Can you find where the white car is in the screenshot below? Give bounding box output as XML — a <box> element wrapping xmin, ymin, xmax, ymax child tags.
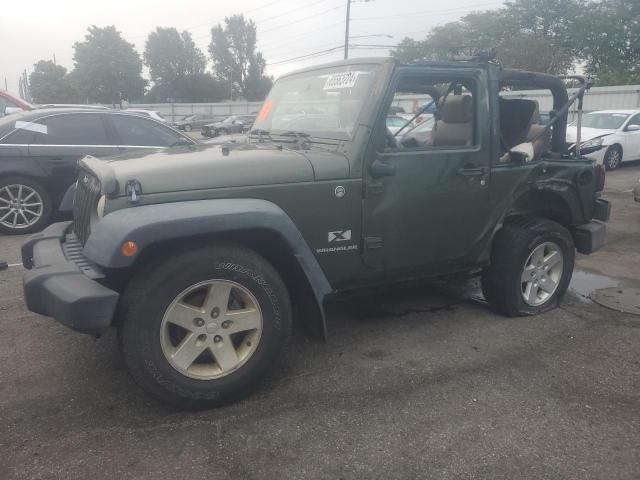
<box><xmin>124</xmin><ymin>109</ymin><xmax>167</xmax><ymax>123</ymax></box>
<box><xmin>566</xmin><ymin>109</ymin><xmax>640</xmax><ymax>170</ymax></box>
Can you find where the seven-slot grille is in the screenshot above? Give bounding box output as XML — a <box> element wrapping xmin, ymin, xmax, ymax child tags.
<box><xmin>72</xmin><ymin>170</ymin><xmax>101</xmax><ymax>245</ymax></box>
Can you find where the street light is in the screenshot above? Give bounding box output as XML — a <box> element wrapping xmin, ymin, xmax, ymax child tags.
<box><xmin>344</xmin><ymin>0</ymin><xmax>374</xmax><ymax>60</ymax></box>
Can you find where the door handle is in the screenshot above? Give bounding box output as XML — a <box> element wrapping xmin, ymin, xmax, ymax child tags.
<box><xmin>457</xmin><ymin>166</ymin><xmax>487</xmax><ymax>177</ymax></box>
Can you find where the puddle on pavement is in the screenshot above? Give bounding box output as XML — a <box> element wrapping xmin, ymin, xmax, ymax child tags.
<box><xmin>569</xmin><ymin>270</ymin><xmax>620</xmax><ymax>302</ymax></box>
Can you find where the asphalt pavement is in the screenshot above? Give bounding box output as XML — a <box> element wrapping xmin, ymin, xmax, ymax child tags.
<box><xmin>1</xmin><ymin>165</ymin><xmax>639</xmax><ymax>480</ymax></box>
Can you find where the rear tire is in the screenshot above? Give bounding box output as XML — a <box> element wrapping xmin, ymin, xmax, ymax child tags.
<box><xmin>118</xmin><ymin>244</ymin><xmax>292</xmax><ymax>410</ymax></box>
<box><xmin>482</xmin><ymin>218</ymin><xmax>574</xmax><ymax>316</ymax></box>
<box><xmin>603</xmin><ymin>145</ymin><xmax>622</xmax><ymax>170</ymax></box>
<box><xmin>0</xmin><ymin>176</ymin><xmax>52</xmax><ymax>235</ymax></box>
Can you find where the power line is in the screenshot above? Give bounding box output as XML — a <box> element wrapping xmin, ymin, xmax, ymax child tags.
<box><xmin>260</xmin><ymin>20</ymin><xmax>345</xmax><ymax>49</ymax></box>
<box><xmin>259</xmin><ymin>4</ymin><xmax>344</xmax><ymax>36</ymax></box>
<box><xmin>256</xmin><ymin>0</ymin><xmax>334</xmax><ymax>26</ymax></box>
<box><xmin>352</xmin><ymin>1</ymin><xmax>503</xmax><ymax>20</ymax></box>
<box><xmin>266</xmin><ymin>45</ymin><xmax>344</xmax><ymax>66</ymax></box>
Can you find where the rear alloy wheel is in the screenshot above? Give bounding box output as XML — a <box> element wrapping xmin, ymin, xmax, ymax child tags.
<box><xmin>118</xmin><ymin>244</ymin><xmax>292</xmax><ymax>409</ymax></box>
<box><xmin>184</xmin><ymin>124</ymin><xmax>193</xmax><ymax>132</ymax></box>
<box><xmin>0</xmin><ymin>177</ymin><xmax>52</xmax><ymax>235</ymax></box>
<box><xmin>603</xmin><ymin>145</ymin><xmax>622</xmax><ymax>170</ymax></box>
<box><xmin>482</xmin><ymin>218</ymin><xmax>574</xmax><ymax>316</ymax></box>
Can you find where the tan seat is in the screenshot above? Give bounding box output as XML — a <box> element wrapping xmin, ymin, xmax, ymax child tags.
<box><xmin>430</xmin><ymin>95</ymin><xmax>473</xmax><ymax>147</ymax></box>
<box><xmin>526</xmin><ymin>124</ymin><xmax>552</xmax><ymax>161</ymax></box>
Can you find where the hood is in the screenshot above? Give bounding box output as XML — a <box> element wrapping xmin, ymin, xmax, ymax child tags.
<box><xmin>96</xmin><ymin>143</ymin><xmax>348</xmax><ymax>196</ymax></box>
<box><xmin>566</xmin><ymin>126</ymin><xmax>616</xmax><ymax>143</ymax></box>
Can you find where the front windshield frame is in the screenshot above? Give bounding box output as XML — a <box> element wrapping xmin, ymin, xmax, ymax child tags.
<box><xmin>252</xmin><ymin>64</ymin><xmax>380</xmax><ymax>141</ymax></box>
<box><xmin>579</xmin><ymin>112</ymin><xmax>630</xmax><ymax>130</ymax></box>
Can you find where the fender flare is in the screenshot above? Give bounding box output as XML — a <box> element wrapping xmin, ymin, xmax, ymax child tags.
<box><xmin>84</xmin><ymin>198</ymin><xmax>333</xmax><ymax>336</ymax></box>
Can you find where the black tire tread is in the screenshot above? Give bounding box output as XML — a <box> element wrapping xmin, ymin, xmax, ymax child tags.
<box><xmin>482</xmin><ymin>217</ymin><xmax>574</xmax><ymax>316</ymax></box>
<box><xmin>117</xmin><ymin>243</ymin><xmax>292</xmax><ymax>410</ymax></box>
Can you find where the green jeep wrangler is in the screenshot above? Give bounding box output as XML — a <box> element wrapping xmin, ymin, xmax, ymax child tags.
<box><xmin>22</xmin><ymin>57</ymin><xmax>610</xmax><ymax>409</ymax></box>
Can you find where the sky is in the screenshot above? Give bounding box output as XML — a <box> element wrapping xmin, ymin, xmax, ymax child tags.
<box><xmin>0</xmin><ymin>0</ymin><xmax>506</xmax><ymax>97</ymax></box>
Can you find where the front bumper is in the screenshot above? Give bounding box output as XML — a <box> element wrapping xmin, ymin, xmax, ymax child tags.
<box><xmin>22</xmin><ymin>222</ymin><xmax>119</xmax><ymax>334</ymax></box>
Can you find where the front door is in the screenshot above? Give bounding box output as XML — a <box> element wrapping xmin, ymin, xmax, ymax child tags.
<box><xmin>362</xmin><ymin>68</ymin><xmax>493</xmax><ymax>277</ymax></box>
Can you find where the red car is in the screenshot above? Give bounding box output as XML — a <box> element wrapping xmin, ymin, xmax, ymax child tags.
<box><xmin>0</xmin><ymin>91</ymin><xmax>32</xmax><ymax>117</ymax></box>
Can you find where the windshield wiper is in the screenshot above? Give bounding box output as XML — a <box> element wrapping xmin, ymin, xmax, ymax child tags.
<box><xmin>249</xmin><ymin>129</ymin><xmax>273</xmax><ymax>141</ymax></box>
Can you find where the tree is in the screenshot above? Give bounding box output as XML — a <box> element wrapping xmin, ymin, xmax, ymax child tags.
<box><xmin>209</xmin><ymin>15</ymin><xmax>272</xmax><ymax>101</ymax></box>
<box><xmin>574</xmin><ymin>0</ymin><xmax>640</xmax><ymax>85</ymax></box>
<box><xmin>71</xmin><ymin>26</ymin><xmax>147</xmax><ymax>104</ymax></box>
<box><xmin>144</xmin><ymin>28</ymin><xmax>222</xmax><ymax>101</ymax></box>
<box><xmin>29</xmin><ymin>60</ymin><xmax>79</xmax><ymax>104</ymax></box>
<box><xmin>392</xmin><ymin>1</ymin><xmax>578</xmax><ymax>75</ymax></box>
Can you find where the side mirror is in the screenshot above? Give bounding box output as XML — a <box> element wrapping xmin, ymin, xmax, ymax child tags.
<box><xmin>509</xmin><ymin>142</ymin><xmax>535</xmax><ymax>164</ymax></box>
<box><xmin>626</xmin><ymin>124</ymin><xmax>640</xmax><ymax>132</ymax></box>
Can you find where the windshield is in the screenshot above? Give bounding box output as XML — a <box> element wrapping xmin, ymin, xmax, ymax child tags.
<box><xmin>252</xmin><ymin>64</ymin><xmax>379</xmax><ymax>140</ymax></box>
<box><xmin>181</xmin><ymin>115</ymin><xmax>196</xmax><ymax>121</ymax></box>
<box><xmin>580</xmin><ymin>112</ymin><xmax>629</xmax><ymax>130</ymax></box>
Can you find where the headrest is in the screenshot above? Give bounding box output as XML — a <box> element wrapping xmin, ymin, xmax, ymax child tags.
<box><xmin>439</xmin><ymin>95</ymin><xmax>473</xmax><ymax>123</ymax></box>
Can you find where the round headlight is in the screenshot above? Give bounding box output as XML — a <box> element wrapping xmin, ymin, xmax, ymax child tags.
<box><xmin>96</xmin><ymin>195</ymin><xmax>107</xmax><ymax>218</ymax></box>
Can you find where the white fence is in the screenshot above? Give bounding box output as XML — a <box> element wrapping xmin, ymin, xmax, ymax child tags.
<box><xmin>394</xmin><ymin>85</ymin><xmax>640</xmax><ymax>122</ymax></box>
<box><xmin>127</xmin><ymin>102</ymin><xmax>263</xmax><ymax>123</ymax></box>
<box><xmin>130</xmin><ymin>85</ymin><xmax>640</xmax><ymax>123</ymax></box>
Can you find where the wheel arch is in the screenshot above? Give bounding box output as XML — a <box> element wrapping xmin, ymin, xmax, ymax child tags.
<box><xmin>85</xmin><ymin>199</ymin><xmax>332</xmax><ymax>339</ymax></box>
<box><xmin>504</xmin><ymin>188</ymin><xmax>578</xmax><ymax>229</ymax></box>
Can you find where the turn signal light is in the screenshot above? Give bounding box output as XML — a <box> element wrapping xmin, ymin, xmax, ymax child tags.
<box><xmin>121</xmin><ymin>241</ymin><xmax>138</xmax><ymax>257</ymax></box>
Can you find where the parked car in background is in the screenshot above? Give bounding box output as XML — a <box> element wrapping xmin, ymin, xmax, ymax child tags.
<box><xmin>201</xmin><ymin>114</ymin><xmax>256</xmax><ymax>138</ymax></box>
<box><xmin>566</xmin><ymin>109</ymin><xmax>640</xmax><ymax>170</ymax></box>
<box><xmin>34</xmin><ymin>104</ymin><xmax>109</xmax><ymax>110</ymax></box>
<box><xmin>123</xmin><ymin>109</ymin><xmax>167</xmax><ymax>123</ymax></box>
<box><xmin>0</xmin><ymin>92</ymin><xmax>32</xmax><ymax>117</ymax></box>
<box><xmin>173</xmin><ymin>114</ymin><xmax>224</xmax><ymax>132</ymax></box>
<box><xmin>385</xmin><ymin>115</ymin><xmax>409</xmax><ymax>135</ymax></box>
<box><xmin>0</xmin><ymin>108</ymin><xmax>195</xmax><ymax>234</ymax></box>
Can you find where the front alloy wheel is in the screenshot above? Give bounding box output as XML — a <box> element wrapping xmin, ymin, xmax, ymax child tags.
<box><xmin>0</xmin><ymin>177</ymin><xmax>52</xmax><ymax>234</ymax></box>
<box><xmin>603</xmin><ymin>146</ymin><xmax>622</xmax><ymax>170</ymax></box>
<box><xmin>118</xmin><ymin>244</ymin><xmax>292</xmax><ymax>409</ymax></box>
<box><xmin>160</xmin><ymin>280</ymin><xmax>263</xmax><ymax>379</ymax></box>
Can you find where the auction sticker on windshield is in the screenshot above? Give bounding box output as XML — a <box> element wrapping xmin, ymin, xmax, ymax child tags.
<box><xmin>324</xmin><ymin>71</ymin><xmax>360</xmax><ymax>90</ymax></box>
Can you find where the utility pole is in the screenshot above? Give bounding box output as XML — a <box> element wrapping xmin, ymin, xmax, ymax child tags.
<box><xmin>344</xmin><ymin>0</ymin><xmax>351</xmax><ymax>60</ymax></box>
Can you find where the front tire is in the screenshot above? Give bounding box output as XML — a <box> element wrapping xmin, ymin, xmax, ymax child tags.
<box><xmin>0</xmin><ymin>176</ymin><xmax>52</xmax><ymax>235</ymax></box>
<box><xmin>118</xmin><ymin>244</ymin><xmax>292</xmax><ymax>409</ymax></box>
<box><xmin>184</xmin><ymin>124</ymin><xmax>193</xmax><ymax>132</ymax></box>
<box><xmin>482</xmin><ymin>218</ymin><xmax>574</xmax><ymax>316</ymax></box>
<box><xmin>603</xmin><ymin>145</ymin><xmax>622</xmax><ymax>170</ymax></box>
